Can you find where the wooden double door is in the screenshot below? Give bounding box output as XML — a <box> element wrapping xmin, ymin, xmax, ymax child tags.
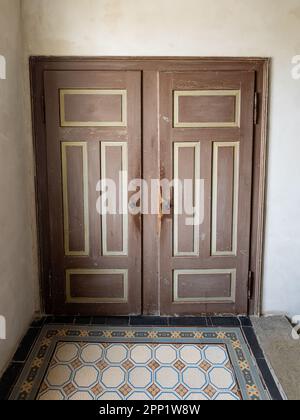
<box><xmin>38</xmin><ymin>60</ymin><xmax>257</xmax><ymax>316</ymax></box>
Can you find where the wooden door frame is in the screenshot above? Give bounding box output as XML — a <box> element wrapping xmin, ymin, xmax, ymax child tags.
<box><xmin>30</xmin><ymin>56</ymin><xmax>270</xmax><ymax>316</ymax></box>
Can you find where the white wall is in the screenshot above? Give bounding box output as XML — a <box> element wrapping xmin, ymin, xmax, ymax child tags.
<box><xmin>0</xmin><ymin>0</ymin><xmax>37</xmax><ymax>374</ymax></box>
<box><xmin>21</xmin><ymin>0</ymin><xmax>300</xmax><ymax>317</ymax></box>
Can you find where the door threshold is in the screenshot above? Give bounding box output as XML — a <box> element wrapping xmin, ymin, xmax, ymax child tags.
<box><xmin>31</xmin><ymin>315</ymin><xmax>251</xmax><ymax>328</ymax></box>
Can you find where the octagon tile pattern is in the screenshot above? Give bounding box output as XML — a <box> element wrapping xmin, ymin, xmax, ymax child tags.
<box><xmin>9</xmin><ymin>326</ymin><xmax>271</xmax><ymax>400</ymax></box>
<box><xmin>36</xmin><ymin>342</ymin><xmax>242</xmax><ymax>400</ymax></box>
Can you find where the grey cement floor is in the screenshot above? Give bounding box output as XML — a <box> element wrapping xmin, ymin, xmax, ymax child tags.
<box><xmin>252</xmin><ymin>316</ymin><xmax>300</xmax><ymax>400</ymax></box>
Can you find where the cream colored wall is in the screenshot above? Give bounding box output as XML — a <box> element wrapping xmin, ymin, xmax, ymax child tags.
<box><xmin>20</xmin><ymin>0</ymin><xmax>300</xmax><ymax>317</ymax></box>
<box><xmin>0</xmin><ymin>0</ymin><xmax>37</xmax><ymax>374</ymax></box>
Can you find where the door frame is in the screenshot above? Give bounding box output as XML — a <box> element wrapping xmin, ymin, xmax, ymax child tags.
<box><xmin>30</xmin><ymin>56</ymin><xmax>270</xmax><ymax>316</ymax></box>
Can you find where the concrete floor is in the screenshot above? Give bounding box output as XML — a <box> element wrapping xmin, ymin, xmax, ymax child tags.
<box><xmin>252</xmin><ymin>316</ymin><xmax>300</xmax><ymax>400</ymax></box>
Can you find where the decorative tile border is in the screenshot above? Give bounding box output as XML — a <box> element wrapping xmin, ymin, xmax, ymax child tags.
<box><xmin>9</xmin><ymin>326</ymin><xmax>270</xmax><ymax>400</ymax></box>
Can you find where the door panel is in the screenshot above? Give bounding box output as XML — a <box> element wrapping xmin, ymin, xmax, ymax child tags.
<box><xmin>44</xmin><ymin>70</ymin><xmax>142</xmax><ymax>315</ymax></box>
<box><xmin>212</xmin><ymin>142</ymin><xmax>239</xmax><ymax>256</ymax></box>
<box><xmin>159</xmin><ymin>71</ymin><xmax>255</xmax><ymax>315</ymax></box>
<box><xmin>101</xmin><ymin>142</ymin><xmax>128</xmax><ymax>256</ymax></box>
<box><xmin>61</xmin><ymin>142</ymin><xmax>89</xmax><ymax>256</ymax></box>
<box><xmin>173</xmin><ymin>142</ymin><xmax>201</xmax><ymax>257</ymax></box>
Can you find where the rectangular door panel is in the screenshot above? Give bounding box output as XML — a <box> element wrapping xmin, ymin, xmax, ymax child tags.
<box><xmin>66</xmin><ymin>269</ymin><xmax>128</xmax><ymax>304</ymax></box>
<box><xmin>44</xmin><ymin>70</ymin><xmax>142</xmax><ymax>315</ymax></box>
<box><xmin>174</xmin><ymin>142</ymin><xmax>201</xmax><ymax>257</ymax></box>
<box><xmin>160</xmin><ymin>71</ymin><xmax>255</xmax><ymax>315</ymax></box>
<box><xmin>61</xmin><ymin>142</ymin><xmax>89</xmax><ymax>256</ymax></box>
<box><xmin>212</xmin><ymin>142</ymin><xmax>240</xmax><ymax>256</ymax></box>
<box><xmin>173</xmin><ymin>269</ymin><xmax>236</xmax><ymax>304</ymax></box>
<box><xmin>101</xmin><ymin>142</ymin><xmax>128</xmax><ymax>256</ymax></box>
<box><xmin>174</xmin><ymin>90</ymin><xmax>241</xmax><ymax>128</ymax></box>
<box><xmin>60</xmin><ymin>89</ymin><xmax>127</xmax><ymax>127</ymax></box>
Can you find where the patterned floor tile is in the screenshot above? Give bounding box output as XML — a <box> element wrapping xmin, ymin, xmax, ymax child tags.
<box><xmin>34</xmin><ymin>342</ymin><xmax>242</xmax><ymax>400</ymax></box>
<box><xmin>9</xmin><ymin>326</ymin><xmax>271</xmax><ymax>400</ymax></box>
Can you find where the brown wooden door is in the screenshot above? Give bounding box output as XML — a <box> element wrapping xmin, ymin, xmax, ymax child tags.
<box><xmin>38</xmin><ymin>61</ymin><xmax>259</xmax><ymax>316</ymax></box>
<box><xmin>44</xmin><ymin>70</ymin><xmax>142</xmax><ymax>315</ymax></box>
<box><xmin>159</xmin><ymin>71</ymin><xmax>255</xmax><ymax>315</ymax></box>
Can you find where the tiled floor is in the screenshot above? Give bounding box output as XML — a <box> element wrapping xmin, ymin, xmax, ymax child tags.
<box><xmin>0</xmin><ymin>316</ymin><xmax>283</xmax><ymax>401</ymax></box>
<box><xmin>37</xmin><ymin>342</ymin><xmax>241</xmax><ymax>400</ymax></box>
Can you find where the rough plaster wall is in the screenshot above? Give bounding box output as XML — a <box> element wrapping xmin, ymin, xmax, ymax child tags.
<box><xmin>21</xmin><ymin>0</ymin><xmax>300</xmax><ymax>317</ymax></box>
<box><xmin>0</xmin><ymin>0</ymin><xmax>37</xmax><ymax>374</ymax></box>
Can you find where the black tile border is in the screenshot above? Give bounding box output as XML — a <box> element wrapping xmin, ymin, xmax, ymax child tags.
<box><xmin>0</xmin><ymin>363</ymin><xmax>24</xmax><ymax>401</ymax></box>
<box><xmin>1</xmin><ymin>315</ymin><xmax>284</xmax><ymax>400</ymax></box>
<box><xmin>30</xmin><ymin>317</ymin><xmax>46</xmax><ymax>328</ymax></box>
<box><xmin>169</xmin><ymin>317</ymin><xmax>208</xmax><ymax>326</ymax></box>
<box><xmin>74</xmin><ymin>316</ymin><xmax>92</xmax><ymax>325</ymax></box>
<box><xmin>105</xmin><ymin>316</ymin><xmax>130</xmax><ymax>326</ymax></box>
<box><xmin>91</xmin><ymin>316</ymin><xmax>106</xmax><ymax>325</ymax></box>
<box><xmin>239</xmin><ymin>316</ymin><xmax>253</xmax><ymax>327</ymax></box>
<box><xmin>209</xmin><ymin>316</ymin><xmax>241</xmax><ymax>327</ymax></box>
<box><xmin>44</xmin><ymin>316</ymin><xmax>75</xmax><ymax>325</ymax></box>
<box><xmin>28</xmin><ymin>315</ymin><xmax>254</xmax><ymax>328</ymax></box>
<box><xmin>130</xmin><ymin>316</ymin><xmax>169</xmax><ymax>326</ymax></box>
<box><xmin>242</xmin><ymin>326</ymin><xmax>265</xmax><ymax>359</ymax></box>
<box><xmin>241</xmin><ymin>326</ymin><xmax>284</xmax><ymax>401</ymax></box>
<box><xmin>12</xmin><ymin>328</ymin><xmax>40</xmax><ymax>363</ymax></box>
<box><xmin>255</xmin><ymin>358</ymin><xmax>283</xmax><ymax>401</ymax></box>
